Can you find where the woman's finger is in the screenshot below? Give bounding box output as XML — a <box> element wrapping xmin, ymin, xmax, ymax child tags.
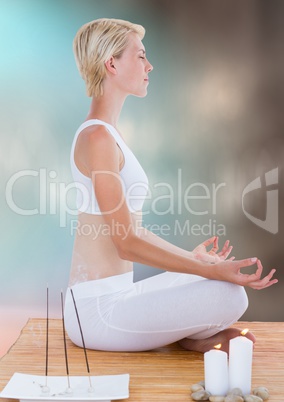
<box><xmin>253</xmin><ymin>279</ymin><xmax>278</xmax><ymax>290</ymax></box>
<box><xmin>213</xmin><ymin>236</ymin><xmax>219</xmax><ymax>250</ymax></box>
<box><xmin>208</xmin><ymin>236</ymin><xmax>219</xmax><ymax>254</ymax></box>
<box><xmin>219</xmin><ymin>245</ymin><xmax>233</xmax><ymax>260</ymax></box>
<box><xmin>217</xmin><ymin>240</ymin><xmax>230</xmax><ymax>257</ymax></box>
<box><xmin>201</xmin><ymin>236</ymin><xmax>216</xmax><ymax>248</ymax></box>
<box><xmin>237</xmin><ymin>257</ymin><xmax>258</xmax><ymax>269</ymax></box>
<box><xmin>248</xmin><ymin>270</ymin><xmax>278</xmax><ymax>290</ymax></box>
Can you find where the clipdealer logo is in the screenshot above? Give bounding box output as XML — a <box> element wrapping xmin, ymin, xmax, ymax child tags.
<box><xmin>242</xmin><ymin>168</ymin><xmax>279</xmax><ymax>234</ymax></box>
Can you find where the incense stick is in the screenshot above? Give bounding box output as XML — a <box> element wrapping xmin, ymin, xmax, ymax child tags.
<box><xmin>61</xmin><ymin>291</ymin><xmax>71</xmax><ymax>392</ymax></box>
<box><xmin>45</xmin><ymin>285</ymin><xmax>49</xmax><ymax>378</ymax></box>
<box><xmin>70</xmin><ymin>288</ymin><xmax>94</xmax><ymax>391</ymax></box>
<box><xmin>42</xmin><ymin>285</ymin><xmax>50</xmax><ymax>393</ymax></box>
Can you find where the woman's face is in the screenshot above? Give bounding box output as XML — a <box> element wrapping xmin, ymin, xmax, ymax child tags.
<box><xmin>113</xmin><ymin>32</ymin><xmax>153</xmax><ymax>97</ymax></box>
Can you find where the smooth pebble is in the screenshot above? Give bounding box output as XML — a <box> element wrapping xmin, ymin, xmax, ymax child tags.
<box><xmin>209</xmin><ymin>396</ymin><xmax>225</xmax><ymax>402</ymax></box>
<box><xmin>244</xmin><ymin>396</ymin><xmax>263</xmax><ymax>402</ymax></box>
<box><xmin>191</xmin><ymin>389</ymin><xmax>211</xmax><ymax>401</ymax></box>
<box><xmin>224</xmin><ymin>396</ymin><xmax>244</xmax><ymax>402</ymax></box>
<box><xmin>253</xmin><ymin>387</ymin><xmax>269</xmax><ymax>401</ymax></box>
<box><xmin>191</xmin><ymin>383</ymin><xmax>205</xmax><ymax>392</ymax></box>
<box><xmin>198</xmin><ymin>380</ymin><xmax>206</xmax><ymax>388</ymax></box>
<box><xmin>228</xmin><ymin>388</ymin><xmax>243</xmax><ymax>397</ymax></box>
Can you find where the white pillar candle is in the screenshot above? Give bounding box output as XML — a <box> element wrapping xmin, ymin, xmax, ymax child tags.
<box><xmin>229</xmin><ymin>333</ymin><xmax>253</xmax><ymax>395</ymax></box>
<box><xmin>204</xmin><ymin>346</ymin><xmax>229</xmax><ymax>396</ymax></box>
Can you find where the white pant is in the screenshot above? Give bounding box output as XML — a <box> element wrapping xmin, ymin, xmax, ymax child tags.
<box><xmin>64</xmin><ymin>271</ymin><xmax>248</xmax><ymax>352</ymax></box>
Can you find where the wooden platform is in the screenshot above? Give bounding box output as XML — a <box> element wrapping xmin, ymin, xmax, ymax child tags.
<box><xmin>0</xmin><ymin>319</ymin><xmax>283</xmax><ymax>401</ymax></box>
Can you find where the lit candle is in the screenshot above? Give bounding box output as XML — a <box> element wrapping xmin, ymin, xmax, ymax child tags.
<box><xmin>229</xmin><ymin>329</ymin><xmax>253</xmax><ymax>395</ymax></box>
<box><xmin>204</xmin><ymin>344</ymin><xmax>229</xmax><ymax>396</ymax></box>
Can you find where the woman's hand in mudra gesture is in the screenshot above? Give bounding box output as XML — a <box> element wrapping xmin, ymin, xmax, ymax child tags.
<box><xmin>212</xmin><ymin>258</ymin><xmax>278</xmax><ymax>290</ymax></box>
<box><xmin>193</xmin><ymin>237</ymin><xmax>278</xmax><ymax>289</ymax></box>
<box><xmin>193</xmin><ymin>236</ymin><xmax>234</xmax><ymax>263</ymax></box>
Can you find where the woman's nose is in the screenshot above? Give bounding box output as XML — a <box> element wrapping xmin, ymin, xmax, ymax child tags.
<box><xmin>147</xmin><ymin>62</ymin><xmax>153</xmax><ymax>72</ymax></box>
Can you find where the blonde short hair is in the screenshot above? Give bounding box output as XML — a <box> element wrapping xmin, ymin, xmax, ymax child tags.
<box><xmin>73</xmin><ymin>18</ymin><xmax>145</xmax><ymax>97</ymax></box>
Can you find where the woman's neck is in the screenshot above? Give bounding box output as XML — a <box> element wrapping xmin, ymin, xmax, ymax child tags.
<box><xmin>87</xmin><ymin>86</ymin><xmax>127</xmax><ymax>128</ymax></box>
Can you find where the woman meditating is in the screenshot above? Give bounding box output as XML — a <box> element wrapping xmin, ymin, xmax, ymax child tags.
<box><xmin>64</xmin><ymin>18</ymin><xmax>277</xmax><ymax>353</ymax></box>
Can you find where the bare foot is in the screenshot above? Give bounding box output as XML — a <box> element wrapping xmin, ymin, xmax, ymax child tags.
<box><xmin>178</xmin><ymin>328</ymin><xmax>256</xmax><ymax>354</ymax></box>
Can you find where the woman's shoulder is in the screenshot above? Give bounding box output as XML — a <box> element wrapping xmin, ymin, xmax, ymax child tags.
<box><xmin>78</xmin><ymin>123</ymin><xmax>116</xmax><ymax>148</ymax></box>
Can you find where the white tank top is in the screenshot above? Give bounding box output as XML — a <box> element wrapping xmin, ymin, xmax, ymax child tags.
<box><xmin>70</xmin><ymin>119</ymin><xmax>149</xmax><ymax>215</ymax></box>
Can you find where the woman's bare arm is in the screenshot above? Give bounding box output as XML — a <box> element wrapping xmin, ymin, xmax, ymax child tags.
<box><xmin>80</xmin><ymin>125</ymin><xmax>278</xmax><ymax>290</ymax></box>
<box><xmin>137</xmin><ymin>229</ymin><xmax>233</xmax><ymax>263</ymax></box>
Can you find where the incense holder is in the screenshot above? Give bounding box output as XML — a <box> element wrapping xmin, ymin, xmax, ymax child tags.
<box><xmin>0</xmin><ymin>372</ymin><xmax>130</xmax><ymax>402</ymax></box>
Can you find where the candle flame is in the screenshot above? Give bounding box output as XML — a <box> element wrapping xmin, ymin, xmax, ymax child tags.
<box><xmin>214</xmin><ymin>344</ymin><xmax>222</xmax><ymax>350</ymax></box>
<box><xmin>241</xmin><ymin>328</ymin><xmax>249</xmax><ymax>336</ymax></box>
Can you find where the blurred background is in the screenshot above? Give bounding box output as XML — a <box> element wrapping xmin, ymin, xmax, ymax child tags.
<box><xmin>0</xmin><ymin>0</ymin><xmax>283</xmax><ymax>357</ymax></box>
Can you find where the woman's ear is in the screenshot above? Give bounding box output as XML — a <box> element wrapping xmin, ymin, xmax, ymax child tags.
<box><xmin>105</xmin><ymin>57</ymin><xmax>117</xmax><ymax>75</ymax></box>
